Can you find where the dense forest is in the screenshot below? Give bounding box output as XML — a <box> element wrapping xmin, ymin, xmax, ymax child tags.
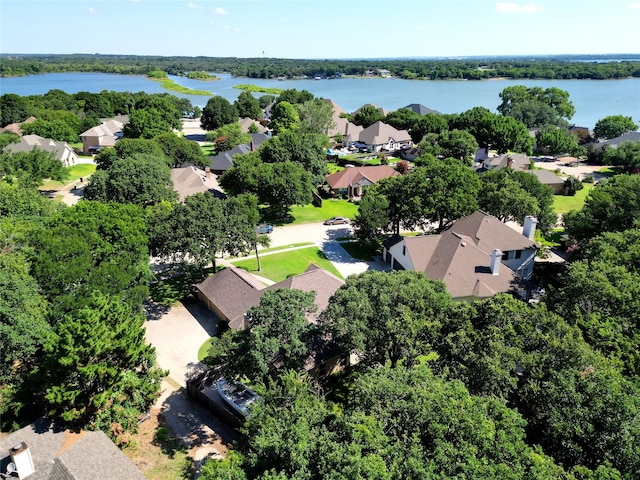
<box><xmin>2</xmin><ymin>53</ymin><xmax>640</xmax><ymax>80</ymax></box>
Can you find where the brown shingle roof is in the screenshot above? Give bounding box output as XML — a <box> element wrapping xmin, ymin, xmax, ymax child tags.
<box><xmin>170</xmin><ymin>166</ymin><xmax>224</xmax><ymax>201</ymax></box>
<box><xmin>325</xmin><ymin>165</ymin><xmax>399</xmax><ymax>190</ymax></box>
<box><xmin>358</xmin><ymin>121</ymin><xmax>411</xmax><ymax>146</ymax></box>
<box><xmin>195</xmin><ymin>266</ymin><xmax>266</xmax><ymax>329</ymax></box>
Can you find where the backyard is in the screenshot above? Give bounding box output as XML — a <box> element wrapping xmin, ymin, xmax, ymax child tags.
<box><xmin>553</xmin><ymin>183</ymin><xmax>594</xmax><ymax>214</ymax></box>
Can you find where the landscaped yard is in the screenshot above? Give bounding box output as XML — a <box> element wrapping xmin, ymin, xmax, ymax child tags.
<box><xmin>553</xmin><ymin>184</ymin><xmax>594</xmax><ymax>214</ymax></box>
<box><xmin>230</xmin><ymin>246</ymin><xmax>343</xmax><ymax>282</ymax></box>
<box><xmin>289</xmin><ymin>199</ymin><xmax>359</xmax><ymax>225</ymax></box>
<box><xmin>40</xmin><ymin>163</ymin><xmax>97</xmax><ymax>189</ymax></box>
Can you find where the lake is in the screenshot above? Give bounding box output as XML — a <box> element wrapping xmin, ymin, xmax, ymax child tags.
<box><xmin>1</xmin><ymin>72</ymin><xmax>638</xmax><ymax>129</ymax></box>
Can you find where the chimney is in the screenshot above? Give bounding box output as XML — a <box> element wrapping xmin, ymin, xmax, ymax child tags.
<box><xmin>10</xmin><ymin>442</ymin><xmax>36</xmax><ymax>479</ymax></box>
<box><xmin>490</xmin><ymin>249</ymin><xmax>502</xmax><ymax>276</ymax></box>
<box><xmin>250</xmin><ymin>141</ymin><xmax>255</xmax><ymax>152</ymax></box>
<box><xmin>523</xmin><ymin>216</ymin><xmax>538</xmax><ymax>240</ymax></box>
<box><xmin>506</xmin><ymin>156</ymin><xmax>513</xmax><ymax>169</ymax></box>
<box><xmin>205</xmin><ymin>166</ymin><xmax>211</xmax><ymax>178</ymax></box>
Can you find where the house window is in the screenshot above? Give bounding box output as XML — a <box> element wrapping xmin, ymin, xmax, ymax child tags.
<box><xmin>502</xmin><ymin>251</ymin><xmax>509</xmax><ymax>261</ymax></box>
<box><xmin>402</xmin><ymin>245</ymin><xmax>406</xmax><ymax>256</ymax></box>
<box><xmin>515</xmin><ymin>250</ymin><xmax>522</xmax><ymax>259</ymax></box>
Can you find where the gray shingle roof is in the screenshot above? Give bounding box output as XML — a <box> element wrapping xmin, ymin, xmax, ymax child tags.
<box><xmin>0</xmin><ymin>419</ymin><xmax>145</xmax><ymax>480</ymax></box>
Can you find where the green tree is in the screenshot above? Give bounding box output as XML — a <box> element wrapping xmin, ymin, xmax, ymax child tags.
<box><xmin>206</xmin><ymin>122</ymin><xmax>250</xmax><ymax>151</ymax></box>
<box><xmin>207</xmin><ymin>289</ymin><xmax>316</xmax><ymax>384</ymax></box>
<box><xmin>21</xmin><ymin>118</ymin><xmax>78</xmax><ymax>143</ymax></box>
<box><xmin>122</xmin><ymin>108</ymin><xmax>172</xmax><ymax>139</ymax></box>
<box><xmin>84</xmin><ymin>154</ymin><xmax>177</xmax><ymax>206</ymax></box>
<box><xmin>294</xmin><ymin>98</ymin><xmax>336</xmax><ymax>135</ymax></box>
<box><xmin>384</xmin><ymin>107</ymin><xmax>420</xmax><ymax>131</ymax></box>
<box><xmin>155</xmin><ymin>132</ymin><xmax>208</xmax><ymax>168</ymax></box>
<box><xmin>353</xmin><ymin>105</ymin><xmax>385</xmax><ymax>128</ymax></box>
<box><xmin>603</xmin><ymin>140</ymin><xmax>640</xmax><ymax>173</ymax></box>
<box><xmin>133</xmin><ymin>94</ymin><xmax>182</xmax><ymax>130</ymax></box>
<box><xmin>564</xmin><ymin>174</ymin><xmax>640</xmax><ymax>241</ymax></box>
<box><xmin>260</xmin><ymin>129</ymin><xmax>329</xmax><ymax>184</ymax></box>
<box><xmin>409</xmin><ymin>112</ymin><xmax>449</xmax><ymax>143</ymax></box>
<box><xmin>536</xmin><ymin>124</ymin><xmax>584</xmax><ymax>156</ymax></box>
<box><xmin>498</xmin><ymin>85</ymin><xmax>575</xmax><ymax>126</ymax></box>
<box><xmin>270</xmin><ymin>101</ymin><xmax>299</xmax><ymax>134</ymax></box>
<box><xmin>593</xmin><ymin>115</ymin><xmax>638</xmax><ymax>140</ymax></box>
<box><xmin>320</xmin><ymin>270</ymin><xmax>453</xmax><ymax>368</ymax></box>
<box><xmin>352</xmin><ymin>190</ymin><xmax>390</xmax><ymax>246</ymax></box>
<box><xmin>417</xmin><ymin>129</ymin><xmax>478</xmax><ymax>163</ymax></box>
<box><xmin>564</xmin><ymin>175</ymin><xmax>584</xmax><ymax>196</ymax></box>
<box><xmin>41</xmin><ymin>292</ymin><xmax>164</xmax><ymax>430</ymax></box>
<box><xmin>419</xmin><ymin>158</ymin><xmax>482</xmax><ymax>231</ymax></box>
<box><xmin>234</xmin><ymin>90</ymin><xmax>262</xmax><ymax>120</ymax></box>
<box><xmin>0</xmin><ymin>148</ymin><xmax>66</xmax><ymax>187</ymax></box>
<box><xmin>276</xmin><ymin>88</ymin><xmax>314</xmax><ymax>105</ymax></box>
<box><xmin>29</xmin><ymin>201</ymin><xmax>152</xmax><ymax>313</ymax></box>
<box><xmin>201</xmin><ymin>96</ymin><xmax>239</xmax><ymax>131</ymax></box>
<box><xmin>0</xmin><ymin>181</ymin><xmax>63</xmax><ymax>218</ymax></box>
<box><xmin>1</xmin><ymin>93</ymin><xmax>31</xmax><ymax>127</ymax></box>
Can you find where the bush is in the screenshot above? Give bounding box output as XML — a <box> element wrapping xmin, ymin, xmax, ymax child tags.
<box><xmin>582</xmin><ymin>174</ymin><xmax>595</xmax><ymax>184</ymax></box>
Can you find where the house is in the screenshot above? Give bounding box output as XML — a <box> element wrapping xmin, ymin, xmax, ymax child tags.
<box><xmin>474</xmin><ymin>153</ymin><xmax>531</xmax><ymax>173</ymax></box>
<box><xmin>79</xmin><ymin>118</ymin><xmax>124</xmax><ymax>154</ymax></box>
<box><xmin>238</xmin><ymin>117</ymin><xmax>267</xmax><ymax>134</ymax></box>
<box><xmin>403</xmin><ymin>103</ymin><xmax>442</xmax><ymax>116</ymax></box>
<box><xmin>594</xmin><ymin>131</ymin><xmax>640</xmax><ymax>152</ymax></box>
<box><xmin>340</xmin><ymin>122</ymin><xmax>365</xmax><ymax>149</ymax></box>
<box><xmin>351</xmin><ymin>103</ymin><xmax>388</xmax><ymax>118</ymax></box>
<box><xmin>357</xmin><ymin>121</ymin><xmax>412</xmax><ymax>153</ymax></box>
<box><xmin>3</xmin><ymin>134</ymin><xmax>78</xmax><ymax>166</ymax></box>
<box><xmin>195</xmin><ymin>264</ymin><xmax>345</xmax><ymax>329</ymax></box>
<box><xmin>383</xmin><ymin>211</ymin><xmax>538</xmax><ymax>302</ymax></box>
<box><xmin>324</xmin><ymin>165</ymin><xmax>399</xmax><ymax>198</ymax></box>
<box><xmin>0</xmin><ymin>116</ymin><xmax>36</xmax><ymax>136</ymax></box>
<box><xmin>323</xmin><ymin>99</ymin><xmax>357</xmax><ymax>139</ymax></box>
<box><xmin>170</xmin><ymin>165</ymin><xmax>225</xmax><ymax>201</ymax></box>
<box><xmin>526</xmin><ymin>169</ymin><xmax>566</xmax><ymax>194</ymax></box>
<box><xmin>206</xmin><ymin>133</ymin><xmax>269</xmax><ymax>176</ymax></box>
<box><xmin>0</xmin><ymin>418</ymin><xmax>145</xmax><ymax>480</ymax></box>
<box><xmin>195</xmin><ymin>265</ymin><xmax>266</xmax><ymax>330</ymax></box>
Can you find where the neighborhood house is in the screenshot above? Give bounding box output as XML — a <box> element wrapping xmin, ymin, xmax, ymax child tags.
<box><xmin>3</xmin><ymin>134</ymin><xmax>78</xmax><ymax>167</ymax></box>
<box><xmin>324</xmin><ymin>165</ymin><xmax>399</xmax><ymax>198</ymax></box>
<box><xmin>383</xmin><ymin>210</ymin><xmax>538</xmax><ymax>302</ymax></box>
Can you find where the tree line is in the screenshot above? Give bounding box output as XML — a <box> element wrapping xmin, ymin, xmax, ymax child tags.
<box><xmin>2</xmin><ymin>53</ymin><xmax>639</xmax><ymax>80</ymax></box>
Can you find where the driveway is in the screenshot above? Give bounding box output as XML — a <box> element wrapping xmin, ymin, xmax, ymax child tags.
<box><xmin>533</xmin><ymin>158</ymin><xmax>611</xmax><ymax>181</ymax></box>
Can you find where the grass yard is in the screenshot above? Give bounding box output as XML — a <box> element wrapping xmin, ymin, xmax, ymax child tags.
<box><xmin>39</xmin><ymin>163</ymin><xmax>97</xmax><ymax>189</ymax></box>
<box><xmin>338</xmin><ymin>240</ymin><xmax>378</xmax><ymax>261</ymax></box>
<box><xmin>553</xmin><ymin>183</ymin><xmax>594</xmax><ymax>214</ymax></box>
<box><xmin>230</xmin><ymin>246</ymin><xmax>343</xmax><ymax>282</ymax></box>
<box><xmin>150</xmin><ymin>266</ymin><xmax>215</xmax><ymax>306</ymax></box>
<box><xmin>289</xmin><ymin>199</ymin><xmax>359</xmax><ymax>225</ymax></box>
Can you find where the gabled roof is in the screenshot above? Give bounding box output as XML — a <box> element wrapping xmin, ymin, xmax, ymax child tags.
<box><xmin>447</xmin><ymin>210</ymin><xmax>536</xmax><ymax>254</ymax></box>
<box><xmin>526</xmin><ymin>169</ymin><xmax>565</xmax><ymax>186</ymax></box>
<box><xmin>600</xmin><ymin>131</ymin><xmax>640</xmax><ymax>147</ymax></box>
<box><xmin>0</xmin><ymin>116</ymin><xmax>36</xmax><ymax>136</ymax></box>
<box><xmin>478</xmin><ymin>153</ymin><xmax>530</xmax><ymax>172</ymax></box>
<box><xmin>4</xmin><ymin>134</ymin><xmax>76</xmax><ymax>163</ymax></box>
<box><xmin>195</xmin><ymin>266</ymin><xmax>266</xmax><ymax>330</ymax></box>
<box><xmin>358</xmin><ymin>121</ymin><xmax>411</xmax><ymax>146</ymax></box>
<box><xmin>267</xmin><ymin>264</ymin><xmax>344</xmax><ymax>321</ymax></box>
<box><xmin>323</xmin><ymin>99</ymin><xmax>346</xmax><ymax>116</ymax></box>
<box><xmin>207</xmin><ymin>133</ymin><xmax>269</xmax><ymax>172</ymax></box>
<box><xmin>196</xmin><ymin>264</ymin><xmax>344</xmax><ymax>329</ymax></box>
<box><xmin>403</xmin><ymin>103</ymin><xmax>441</xmax><ymax>115</ymax></box>
<box><xmin>238</xmin><ymin>117</ymin><xmax>267</xmax><ymax>133</ymax></box>
<box><xmin>80</xmin><ymin>119</ymin><xmax>123</xmax><ymax>138</ymax></box>
<box><xmin>0</xmin><ymin>418</ymin><xmax>145</xmax><ymax>480</ymax></box>
<box><xmin>351</xmin><ymin>103</ymin><xmax>388</xmax><ymax>117</ymax></box>
<box><xmin>170</xmin><ymin>166</ymin><xmax>225</xmax><ymax>201</ymax></box>
<box><xmin>325</xmin><ymin>165</ymin><xmax>399</xmax><ymax>190</ymax></box>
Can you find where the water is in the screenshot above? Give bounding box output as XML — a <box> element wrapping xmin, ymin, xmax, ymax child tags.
<box><xmin>1</xmin><ymin>72</ymin><xmax>638</xmax><ymax>128</ymax></box>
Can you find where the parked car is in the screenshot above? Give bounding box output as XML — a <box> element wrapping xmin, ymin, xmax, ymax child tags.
<box><xmin>324</xmin><ymin>216</ymin><xmax>350</xmax><ymax>225</ymax></box>
<box><xmin>255</xmin><ymin>224</ymin><xmax>273</xmax><ymax>234</ymax></box>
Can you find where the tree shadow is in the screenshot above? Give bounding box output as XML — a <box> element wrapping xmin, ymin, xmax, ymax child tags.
<box><xmin>143</xmin><ymin>298</ymin><xmax>171</xmax><ymax>322</ymax></box>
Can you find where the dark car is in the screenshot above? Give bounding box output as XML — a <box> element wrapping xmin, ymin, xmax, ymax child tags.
<box><xmin>324</xmin><ymin>216</ymin><xmax>350</xmax><ymax>225</ymax></box>
<box><xmin>255</xmin><ymin>224</ymin><xmax>274</xmax><ymax>234</ymax></box>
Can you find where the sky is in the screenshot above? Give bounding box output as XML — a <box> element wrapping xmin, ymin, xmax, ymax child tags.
<box><xmin>1</xmin><ymin>0</ymin><xmax>639</xmax><ymax>59</ymax></box>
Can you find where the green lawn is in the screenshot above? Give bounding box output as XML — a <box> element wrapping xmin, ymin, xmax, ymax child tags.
<box><xmin>40</xmin><ymin>163</ymin><xmax>97</xmax><ymax>189</ymax></box>
<box><xmin>289</xmin><ymin>199</ymin><xmax>359</xmax><ymax>225</ymax></box>
<box><xmin>338</xmin><ymin>240</ymin><xmax>378</xmax><ymax>261</ymax></box>
<box><xmin>553</xmin><ymin>184</ymin><xmax>594</xmax><ymax>214</ymax></box>
<box><xmin>230</xmin><ymin>246</ymin><xmax>343</xmax><ymax>282</ymax></box>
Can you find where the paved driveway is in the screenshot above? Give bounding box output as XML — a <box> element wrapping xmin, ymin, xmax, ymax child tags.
<box><xmin>145</xmin><ymin>301</ymin><xmax>219</xmax><ymax>386</ymax></box>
